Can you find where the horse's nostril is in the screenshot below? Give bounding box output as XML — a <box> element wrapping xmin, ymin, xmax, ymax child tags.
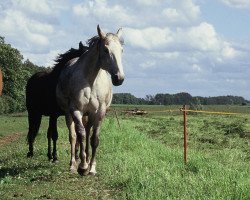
<box><xmin>114</xmin><ymin>74</ymin><xmax>119</xmax><ymax>81</ymax></box>
<box><xmin>111</xmin><ymin>74</ymin><xmax>124</xmax><ymax>86</ymax></box>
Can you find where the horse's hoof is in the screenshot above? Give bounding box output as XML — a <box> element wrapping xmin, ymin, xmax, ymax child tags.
<box><xmin>52</xmin><ymin>159</ymin><xmax>59</xmax><ymax>164</ymax></box>
<box><xmin>88</xmin><ymin>171</ymin><xmax>96</xmax><ymax>176</ymax></box>
<box><xmin>47</xmin><ymin>153</ymin><xmax>53</xmax><ymax>160</ymax></box>
<box><xmin>70</xmin><ymin>166</ymin><xmax>77</xmax><ymax>174</ymax></box>
<box><xmin>78</xmin><ymin>167</ymin><xmax>89</xmax><ymax>176</ymax></box>
<box><xmin>27</xmin><ymin>152</ymin><xmax>33</xmax><ymax>158</ymax></box>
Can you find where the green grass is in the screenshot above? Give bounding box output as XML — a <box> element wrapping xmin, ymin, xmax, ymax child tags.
<box><xmin>0</xmin><ymin>106</ymin><xmax>250</xmax><ymax>199</ymax></box>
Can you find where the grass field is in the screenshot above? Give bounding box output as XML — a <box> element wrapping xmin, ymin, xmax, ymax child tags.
<box><xmin>0</xmin><ymin>105</ymin><xmax>250</xmax><ymax>199</ymax></box>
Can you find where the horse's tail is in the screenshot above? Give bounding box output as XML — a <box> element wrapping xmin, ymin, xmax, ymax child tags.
<box><xmin>26</xmin><ymin>113</ymin><xmax>41</xmax><ymax>144</ymax></box>
<box><xmin>26</xmin><ymin>75</ymin><xmax>42</xmax><ymax>144</ymax></box>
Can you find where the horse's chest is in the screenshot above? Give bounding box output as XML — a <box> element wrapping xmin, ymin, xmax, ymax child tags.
<box><xmin>89</xmin><ymin>96</ymin><xmax>99</xmax><ymax>111</ymax></box>
<box><xmin>78</xmin><ymin>88</ymin><xmax>99</xmax><ymax>112</ymax></box>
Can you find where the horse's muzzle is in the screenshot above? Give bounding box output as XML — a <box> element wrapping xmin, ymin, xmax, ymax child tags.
<box><xmin>111</xmin><ymin>74</ymin><xmax>124</xmax><ymax>86</ymax></box>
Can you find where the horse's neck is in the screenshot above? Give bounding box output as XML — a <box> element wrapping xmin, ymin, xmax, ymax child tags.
<box><xmin>78</xmin><ymin>45</ymin><xmax>101</xmax><ymax>85</ymax></box>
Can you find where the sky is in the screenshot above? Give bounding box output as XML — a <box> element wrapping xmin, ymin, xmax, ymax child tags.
<box><xmin>0</xmin><ymin>0</ymin><xmax>250</xmax><ymax>100</ymax></box>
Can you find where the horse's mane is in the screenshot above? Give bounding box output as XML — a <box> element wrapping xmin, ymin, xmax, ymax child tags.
<box><xmin>87</xmin><ymin>35</ymin><xmax>100</xmax><ymax>49</ymax></box>
<box><xmin>87</xmin><ymin>33</ymin><xmax>124</xmax><ymax>48</ymax></box>
<box><xmin>51</xmin><ymin>33</ymin><xmax>123</xmax><ymax>78</ymax></box>
<box><xmin>51</xmin><ymin>41</ymin><xmax>88</xmax><ymax>77</ymax></box>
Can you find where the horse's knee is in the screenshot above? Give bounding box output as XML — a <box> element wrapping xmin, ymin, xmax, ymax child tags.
<box><xmin>69</xmin><ymin>134</ymin><xmax>76</xmax><ymax>142</ymax></box>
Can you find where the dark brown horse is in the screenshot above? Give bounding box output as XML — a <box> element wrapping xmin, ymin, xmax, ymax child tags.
<box><xmin>26</xmin><ymin>42</ymin><xmax>88</xmax><ymax>162</ymax></box>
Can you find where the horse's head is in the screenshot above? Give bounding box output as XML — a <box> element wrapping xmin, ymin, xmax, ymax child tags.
<box><xmin>97</xmin><ymin>25</ymin><xmax>125</xmax><ymax>86</ymax></box>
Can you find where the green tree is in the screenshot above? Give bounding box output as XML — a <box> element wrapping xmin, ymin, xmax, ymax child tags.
<box><xmin>0</xmin><ymin>36</ymin><xmax>45</xmax><ymax>112</ymax></box>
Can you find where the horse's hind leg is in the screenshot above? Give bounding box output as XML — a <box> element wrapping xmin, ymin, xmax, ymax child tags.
<box><xmin>47</xmin><ymin>116</ymin><xmax>59</xmax><ymax>162</ymax></box>
<box><xmin>27</xmin><ymin>113</ymin><xmax>42</xmax><ymax>158</ymax></box>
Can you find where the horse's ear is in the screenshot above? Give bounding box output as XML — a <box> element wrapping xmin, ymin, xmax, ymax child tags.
<box><xmin>97</xmin><ymin>25</ymin><xmax>106</xmax><ymax>39</ymax></box>
<box><xmin>117</xmin><ymin>28</ymin><xmax>122</xmax><ymax>39</ymax></box>
<box><xmin>79</xmin><ymin>41</ymin><xmax>83</xmax><ymax>50</ymax></box>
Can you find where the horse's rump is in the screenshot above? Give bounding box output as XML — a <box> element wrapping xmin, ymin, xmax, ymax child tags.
<box><xmin>26</xmin><ymin>71</ymin><xmax>62</xmax><ymax>115</ymax></box>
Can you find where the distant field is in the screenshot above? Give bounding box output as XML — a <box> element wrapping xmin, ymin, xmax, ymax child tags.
<box><xmin>0</xmin><ymin>105</ymin><xmax>250</xmax><ymax>199</ymax></box>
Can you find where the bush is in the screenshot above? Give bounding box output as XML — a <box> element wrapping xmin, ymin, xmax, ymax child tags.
<box><xmin>0</xmin><ymin>95</ymin><xmax>21</xmax><ymax>114</ymax></box>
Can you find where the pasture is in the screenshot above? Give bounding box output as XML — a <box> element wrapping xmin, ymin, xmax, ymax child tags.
<box><xmin>0</xmin><ymin>105</ymin><xmax>250</xmax><ymax>199</ymax></box>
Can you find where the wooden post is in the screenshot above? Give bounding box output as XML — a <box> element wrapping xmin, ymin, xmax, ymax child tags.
<box><xmin>183</xmin><ymin>105</ymin><xmax>187</xmax><ymax>164</ymax></box>
<box><xmin>114</xmin><ymin>109</ymin><xmax>121</xmax><ymax>130</ymax></box>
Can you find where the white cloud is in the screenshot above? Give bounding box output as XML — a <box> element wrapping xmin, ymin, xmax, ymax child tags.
<box><xmin>221</xmin><ymin>42</ymin><xmax>238</xmax><ymax>59</ymax></box>
<box><xmin>162</xmin><ymin>8</ymin><xmax>183</xmax><ymax>23</ymax></box>
<box><xmin>0</xmin><ymin>10</ymin><xmax>51</xmax><ymax>47</ymax></box>
<box><xmin>72</xmin><ymin>3</ymin><xmax>90</xmax><ymax>17</ymax></box>
<box><xmin>125</xmin><ymin>22</ymin><xmax>238</xmax><ymax>62</ymax></box>
<box><xmin>14</xmin><ymin>0</ymin><xmax>53</xmax><ymax>15</ymax></box>
<box><xmin>181</xmin><ymin>0</ymin><xmax>201</xmax><ymax>21</ymax></box>
<box><xmin>124</xmin><ymin>27</ymin><xmax>173</xmax><ymax>50</ymax></box>
<box><xmin>135</xmin><ymin>0</ymin><xmax>164</xmax><ymax>6</ymax></box>
<box><xmin>220</xmin><ymin>0</ymin><xmax>250</xmax><ymax>9</ymax></box>
<box><xmin>184</xmin><ymin>22</ymin><xmax>220</xmax><ymax>51</ymax></box>
<box><xmin>72</xmin><ymin>0</ymin><xmax>135</xmax><ymax>27</ymax></box>
<box><xmin>0</xmin><ymin>0</ymin><xmax>249</xmax><ymax>99</ymax></box>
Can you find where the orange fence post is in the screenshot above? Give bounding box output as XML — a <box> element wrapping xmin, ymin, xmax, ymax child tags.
<box><xmin>183</xmin><ymin>105</ymin><xmax>187</xmax><ymax>164</ymax></box>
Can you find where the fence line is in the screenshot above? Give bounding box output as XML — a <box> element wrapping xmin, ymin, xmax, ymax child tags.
<box><xmin>110</xmin><ymin>106</ymin><xmax>249</xmax><ymax>164</ymax></box>
<box><xmin>180</xmin><ymin>109</ymin><xmax>244</xmax><ymax>115</ymax></box>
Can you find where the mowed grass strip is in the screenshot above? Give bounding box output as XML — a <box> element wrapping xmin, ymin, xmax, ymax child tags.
<box><xmin>0</xmin><ymin>112</ymin><xmax>250</xmax><ymax>199</ymax></box>
<box><xmin>100</xmin><ymin>117</ymin><xmax>250</xmax><ymax>200</ymax></box>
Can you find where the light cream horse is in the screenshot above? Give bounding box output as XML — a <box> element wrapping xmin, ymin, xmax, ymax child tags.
<box><xmin>56</xmin><ymin>25</ymin><xmax>124</xmax><ymax>175</ymax></box>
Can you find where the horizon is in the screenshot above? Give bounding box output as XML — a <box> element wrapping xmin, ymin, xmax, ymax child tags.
<box><xmin>113</xmin><ymin>91</ymin><xmax>250</xmax><ymax>101</ymax></box>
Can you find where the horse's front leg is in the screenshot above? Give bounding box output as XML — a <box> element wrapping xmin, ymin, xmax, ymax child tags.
<box><xmin>71</xmin><ymin>110</ymin><xmax>88</xmax><ymax>175</ymax></box>
<box><xmin>65</xmin><ymin>114</ymin><xmax>77</xmax><ymax>173</ymax></box>
<box><xmin>89</xmin><ymin>125</ymin><xmax>100</xmax><ymax>175</ymax></box>
<box><xmin>84</xmin><ymin>117</ymin><xmax>92</xmax><ymax>165</ymax></box>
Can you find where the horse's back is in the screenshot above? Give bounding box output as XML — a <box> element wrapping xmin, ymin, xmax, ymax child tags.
<box><xmin>26</xmin><ymin>71</ymin><xmax>63</xmax><ymax>116</ymax></box>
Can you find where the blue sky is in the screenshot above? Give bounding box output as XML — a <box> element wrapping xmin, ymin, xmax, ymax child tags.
<box><xmin>0</xmin><ymin>0</ymin><xmax>249</xmax><ymax>100</ymax></box>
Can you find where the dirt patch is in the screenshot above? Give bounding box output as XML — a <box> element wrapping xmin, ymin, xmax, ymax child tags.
<box><xmin>0</xmin><ymin>133</ymin><xmax>22</xmax><ymax>147</ymax></box>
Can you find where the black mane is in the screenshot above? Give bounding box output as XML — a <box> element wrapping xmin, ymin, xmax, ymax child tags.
<box><xmin>51</xmin><ymin>41</ymin><xmax>88</xmax><ymax>77</ymax></box>
<box><xmin>87</xmin><ymin>35</ymin><xmax>100</xmax><ymax>49</ymax></box>
<box><xmin>51</xmin><ymin>33</ymin><xmax>123</xmax><ymax>78</ymax></box>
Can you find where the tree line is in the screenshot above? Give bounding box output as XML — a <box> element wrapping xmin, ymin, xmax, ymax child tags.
<box><xmin>0</xmin><ymin>36</ymin><xmax>47</xmax><ymax>113</ymax></box>
<box><xmin>0</xmin><ymin>37</ymin><xmax>248</xmax><ymax>114</ymax></box>
<box><xmin>112</xmin><ymin>92</ymin><xmax>247</xmax><ymax>106</ymax></box>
